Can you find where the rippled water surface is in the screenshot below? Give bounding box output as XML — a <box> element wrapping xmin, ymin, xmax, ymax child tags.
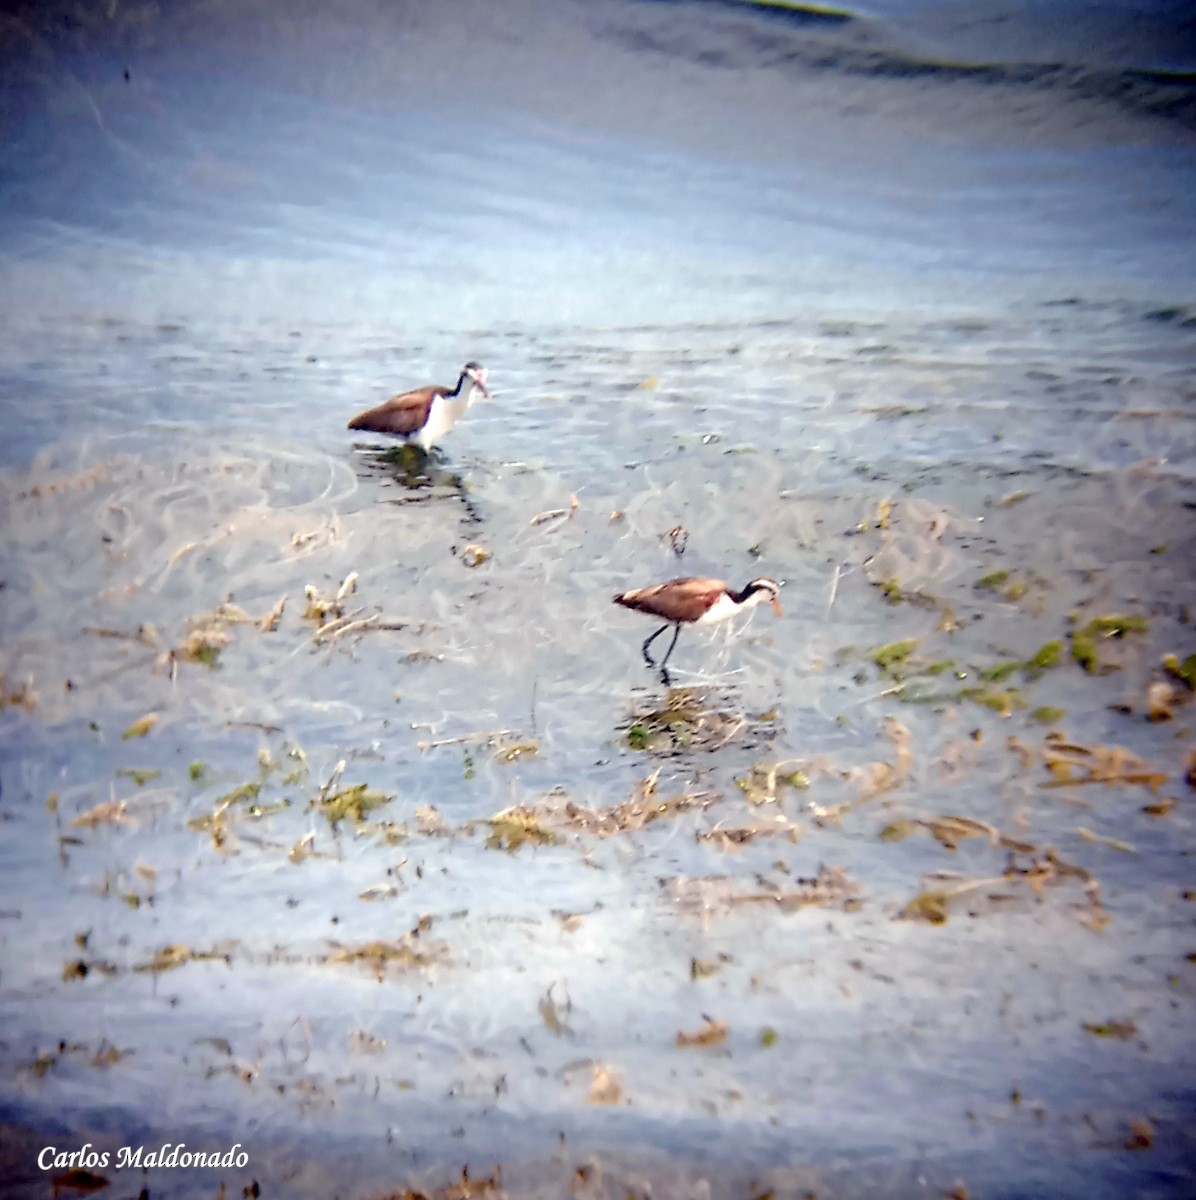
<box><xmin>1</xmin><ymin>2</ymin><xmax>1195</xmax><ymax>1197</ymax></box>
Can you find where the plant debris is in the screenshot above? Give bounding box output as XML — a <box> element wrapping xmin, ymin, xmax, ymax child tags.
<box><xmin>734</xmin><ymin>760</ymin><xmax>809</xmax><ymax>805</ymax></box>
<box><xmin>0</xmin><ymin>670</ymin><xmax>37</xmax><ymax>712</ymax></box>
<box><xmin>257</xmin><ymin>594</ymin><xmax>287</xmax><ymax>632</ymax></box>
<box><xmin>134</xmin><ymin>942</ymin><xmax>234</xmax><ymax>974</ymax></box>
<box><xmin>115</xmin><ymin>767</ymin><xmax>160</xmax><ymax>787</ymax></box>
<box><xmin>587</xmin><ymin>1063</ymin><xmax>623</xmax><ymax>1106</ymax></box>
<box><xmin>698</xmin><ymin>815</ymin><xmax>800</xmax><ymax>849</ymax></box>
<box><xmin>304</xmin><ymin>572</ymin><xmax>358</xmax><ymax>622</ymax></box>
<box><xmin>1040</xmin><ymin>737</ymin><xmax>1168</xmax><ymax>791</ymax></box>
<box><xmin>1082</xmin><ymin>1019</ymin><xmax>1137</xmax><ymax>1040</ymax></box>
<box><xmin>676</xmin><ymin>1016</ymin><xmax>728</xmax><ymax>1048</ymax></box>
<box><xmin>71</xmin><ymin>799</ymin><xmax>131</xmax><ymax>829</ymax></box>
<box><xmin>486</xmin><ymin>806</ymin><xmax>557</xmax><ymax>852</ymax></box>
<box><xmin>556</xmin><ymin>773</ymin><xmax>719</xmax><ymax>838</ymax></box>
<box><xmin>120</xmin><ymin>713</ymin><xmax>158</xmax><ymax>740</ymax></box>
<box><xmin>324</xmin><ymin>931</ymin><xmax>447</xmax><ymax>980</ymax></box>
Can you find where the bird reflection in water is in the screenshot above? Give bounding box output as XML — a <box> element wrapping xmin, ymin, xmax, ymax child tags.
<box><xmin>350</xmin><ymin>442</ymin><xmax>483</xmax><ymax>525</ymax></box>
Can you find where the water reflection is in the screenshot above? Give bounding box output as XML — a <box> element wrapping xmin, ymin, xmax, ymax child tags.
<box><xmin>350</xmin><ymin>441</ymin><xmax>484</xmax><ymax>525</ymax></box>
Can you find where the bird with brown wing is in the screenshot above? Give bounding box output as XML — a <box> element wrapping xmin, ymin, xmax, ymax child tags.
<box><xmin>348</xmin><ymin>362</ymin><xmax>490</xmax><ymax>450</ymax></box>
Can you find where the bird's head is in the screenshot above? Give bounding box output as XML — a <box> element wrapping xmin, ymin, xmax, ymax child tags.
<box><xmin>745</xmin><ymin>577</ymin><xmax>783</xmax><ymax>617</ymax></box>
<box><xmin>462</xmin><ymin>361</ymin><xmax>490</xmax><ymax>401</ymax></box>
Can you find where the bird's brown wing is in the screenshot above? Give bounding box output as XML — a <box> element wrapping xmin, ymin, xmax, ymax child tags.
<box><xmin>612</xmin><ymin>577</ymin><xmax>727</xmax><ymax>623</ymax></box>
<box><xmin>347</xmin><ymin>385</ymin><xmax>445</xmax><ymax>434</ymax></box>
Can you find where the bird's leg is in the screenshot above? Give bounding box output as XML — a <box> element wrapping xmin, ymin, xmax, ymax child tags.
<box><xmin>641</xmin><ymin>623</ymin><xmax>670</xmax><ymax>666</ymax></box>
<box><xmin>659</xmin><ymin>664</ymin><xmax>673</xmax><ymax>688</ymax></box>
<box><xmin>657</xmin><ymin>623</ymin><xmax>682</xmax><ymax>670</ymax></box>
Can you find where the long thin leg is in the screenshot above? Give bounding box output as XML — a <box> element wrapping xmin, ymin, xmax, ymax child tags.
<box><xmin>641</xmin><ymin>623</ymin><xmax>670</xmax><ymax>665</ymax></box>
<box><xmin>657</xmin><ymin>624</ymin><xmax>681</xmax><ymax>670</ymax></box>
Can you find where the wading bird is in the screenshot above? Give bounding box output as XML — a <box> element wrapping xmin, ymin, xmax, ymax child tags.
<box><xmin>348</xmin><ymin>362</ymin><xmax>490</xmax><ymax>450</ymax></box>
<box><xmin>613</xmin><ymin>576</ymin><xmax>783</xmax><ymax>679</ymax></box>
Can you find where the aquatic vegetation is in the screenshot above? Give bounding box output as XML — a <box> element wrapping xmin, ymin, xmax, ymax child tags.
<box><xmin>742</xmin><ymin>865</ymin><xmax>860</xmax><ymax>912</ymax></box>
<box><xmin>1026</xmin><ymin>640</ymin><xmax>1063</xmax><ymax>672</ymax></box>
<box><xmin>877</xmin><ymin>576</ymin><xmax>904</xmax><ymax>605</ymax></box>
<box><xmin>134</xmin><ymin>942</ymin><xmax>235</xmax><ymax>974</ymax></box>
<box><xmin>976</xmin><ymin>569</ymin><xmax>1010</xmax><ymax>590</ymax></box>
<box><xmin>177</xmin><ymin>626</ymin><xmax>230</xmax><ymax>667</ymax></box>
<box><xmin>319</xmin><ymin>783</ymin><xmax>393</xmax><ymax>828</ymax></box>
<box><xmin>553</xmin><ymin>773</ymin><xmax>720</xmax><ymax>839</ymax></box>
<box><xmin>1031</xmin><ymin>706</ymin><xmax>1066</xmax><ymax>724</ymax></box>
<box><xmin>1162</xmin><ymin>652</ymin><xmax>1196</xmax><ymax>691</ymax></box>
<box><xmin>121</xmin><ymin>713</ymin><xmax>158</xmax><ymax>740</ymax></box>
<box><xmin>958</xmin><ymin>686</ymin><xmax>1026</xmax><ymax>717</ymax></box>
<box><xmin>979</xmin><ymin>660</ymin><xmax>1020</xmax><ymax>682</ymax></box>
<box><xmin>188</xmin><ymin>761</ymin><xmax>207</xmax><ymax>782</ymax></box>
<box><xmin>418</xmin><ymin>727</ymin><xmax>539</xmax><ymax>764</ymax></box>
<box><xmin>870</xmin><ymin>639</ymin><xmax>918</xmax><ymax>675</ymax></box>
<box><xmin>901</xmin><ymin>890</ymin><xmax>951</xmax><ymax>924</ymax></box>
<box><xmin>116</xmin><ymin>767</ymin><xmax>161</xmax><ymax>787</ymax></box>
<box><xmin>1039</xmin><ymin>737</ymin><xmax>1168</xmax><ymax>791</ymax></box>
<box><xmin>460</xmin><ymin>543</ymin><xmax>491</xmax><ymax>568</ymax></box>
<box><xmin>324</xmin><ymin>931</ymin><xmax>447</xmax><ymax>979</ymax></box>
<box><xmin>216</xmin><ymin>780</ymin><xmax>262</xmax><ymax>807</ymax></box>
<box><xmin>697</xmin><ymin>815</ymin><xmax>801</xmax><ymax>848</ymax></box>
<box><xmin>1070</xmin><ymin>613</ymin><xmax>1149</xmax><ymax>673</ymax></box>
<box><xmin>490</xmin><ymin>735</ymin><xmax>539</xmax><ymax>764</ymax></box>
<box><xmin>485</xmin><ymin>806</ymin><xmax>556</xmax><ymax>852</ymax></box>
<box><xmin>1082</xmin><ymin>1019</ymin><xmax>1137</xmax><ymax>1040</ymax></box>
<box><xmin>625</xmin><ymin>723</ymin><xmax>651</xmax><ymax>750</ymax></box>
<box><xmin>621</xmin><ymin>687</ymin><xmax>749</xmax><ymax>754</ymax></box>
<box><xmin>734</xmin><ymin>759</ymin><xmax>809</xmax><ymax>805</ymax></box>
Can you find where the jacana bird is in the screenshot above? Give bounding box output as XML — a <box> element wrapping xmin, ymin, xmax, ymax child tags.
<box><xmin>612</xmin><ymin>576</ymin><xmax>783</xmax><ymax>677</ymax></box>
<box><xmin>347</xmin><ymin>362</ymin><xmax>490</xmax><ymax>450</ymax></box>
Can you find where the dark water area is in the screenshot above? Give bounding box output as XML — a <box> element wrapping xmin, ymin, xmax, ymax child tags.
<box><xmin>1</xmin><ymin>2</ymin><xmax>1196</xmax><ymax>1198</ymax></box>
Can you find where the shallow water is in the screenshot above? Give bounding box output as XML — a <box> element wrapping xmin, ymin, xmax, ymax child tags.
<box><xmin>1</xmin><ymin>2</ymin><xmax>1195</xmax><ymax>1197</ymax></box>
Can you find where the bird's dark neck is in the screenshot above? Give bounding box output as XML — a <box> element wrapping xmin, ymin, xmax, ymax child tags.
<box><xmin>447</xmin><ymin>372</ymin><xmax>466</xmax><ymax>398</ymax></box>
<box><xmin>728</xmin><ymin>584</ymin><xmax>758</xmax><ymax>606</ymax></box>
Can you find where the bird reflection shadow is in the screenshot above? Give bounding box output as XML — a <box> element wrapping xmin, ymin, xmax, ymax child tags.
<box><xmin>622</xmin><ymin>681</ymin><xmax>766</xmax><ymax>756</ymax></box>
<box><xmin>350</xmin><ymin>442</ymin><xmax>483</xmax><ymax>525</ymax></box>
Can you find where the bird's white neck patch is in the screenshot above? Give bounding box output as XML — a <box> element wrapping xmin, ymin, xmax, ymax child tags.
<box><xmin>696</xmin><ymin>591</ymin><xmax>742</xmax><ymax>625</ymax></box>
